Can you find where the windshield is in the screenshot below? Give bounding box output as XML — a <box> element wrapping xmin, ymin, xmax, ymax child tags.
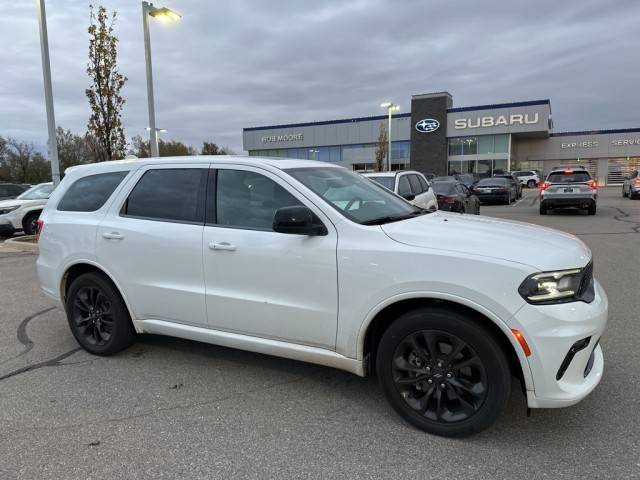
<box><xmin>547</xmin><ymin>171</ymin><xmax>591</xmax><ymax>183</ymax></box>
<box><xmin>17</xmin><ymin>184</ymin><xmax>54</xmax><ymax>200</ymax></box>
<box><xmin>432</xmin><ymin>182</ymin><xmax>456</xmax><ymax>195</ymax></box>
<box><xmin>367</xmin><ymin>176</ymin><xmax>395</xmax><ymax>191</ymax></box>
<box><xmin>286</xmin><ymin>167</ymin><xmax>423</xmax><ymax>225</ymax></box>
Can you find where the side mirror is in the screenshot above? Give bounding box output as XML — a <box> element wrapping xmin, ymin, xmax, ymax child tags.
<box><xmin>402</xmin><ymin>193</ymin><xmax>416</xmax><ymax>201</ymax></box>
<box><xmin>273</xmin><ymin>206</ymin><xmax>327</xmax><ymax>236</ymax></box>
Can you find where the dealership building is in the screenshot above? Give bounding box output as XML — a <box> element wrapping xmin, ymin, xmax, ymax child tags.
<box><xmin>243</xmin><ymin>92</ymin><xmax>640</xmax><ymax>185</ymax></box>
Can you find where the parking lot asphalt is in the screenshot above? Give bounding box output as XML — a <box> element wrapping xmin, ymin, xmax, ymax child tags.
<box><xmin>1</xmin><ymin>187</ymin><xmax>639</xmax><ymax>479</ymax></box>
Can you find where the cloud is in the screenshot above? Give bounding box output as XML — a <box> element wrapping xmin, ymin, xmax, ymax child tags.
<box><xmin>1</xmin><ymin>0</ymin><xmax>639</xmax><ymax>154</ymax></box>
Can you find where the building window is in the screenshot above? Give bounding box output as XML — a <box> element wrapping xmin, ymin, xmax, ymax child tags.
<box><xmin>478</xmin><ymin>136</ymin><xmax>494</xmax><ymax>154</ymax></box>
<box><xmin>449</xmin><ymin>138</ymin><xmax>463</xmax><ymax>156</ymax></box>
<box><xmin>462</xmin><ymin>137</ymin><xmax>477</xmax><ymax>155</ymax></box>
<box><xmin>494</xmin><ymin>134</ymin><xmax>509</xmax><ymax>153</ymax></box>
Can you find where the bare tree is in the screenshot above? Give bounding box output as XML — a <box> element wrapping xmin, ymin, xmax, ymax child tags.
<box><xmin>4</xmin><ymin>138</ymin><xmax>51</xmax><ymax>183</ymax></box>
<box><xmin>56</xmin><ymin>127</ymin><xmax>94</xmax><ymax>173</ymax></box>
<box><xmin>201</xmin><ymin>142</ymin><xmax>234</xmax><ymax>155</ymax></box>
<box><xmin>374</xmin><ymin>122</ymin><xmax>388</xmax><ymax>172</ymax></box>
<box><xmin>85</xmin><ymin>5</ymin><xmax>127</xmax><ymax>161</ymax></box>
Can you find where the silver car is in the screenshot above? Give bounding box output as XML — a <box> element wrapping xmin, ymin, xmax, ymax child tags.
<box><xmin>539</xmin><ymin>167</ymin><xmax>598</xmax><ymax>215</ymax></box>
<box><xmin>622</xmin><ymin>169</ymin><xmax>640</xmax><ymax>199</ymax></box>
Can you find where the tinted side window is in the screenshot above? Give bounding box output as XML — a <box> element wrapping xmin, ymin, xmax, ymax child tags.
<box><xmin>397</xmin><ymin>176</ymin><xmax>411</xmax><ymax>196</ymax></box>
<box><xmin>408</xmin><ymin>175</ymin><xmax>423</xmax><ymax>194</ymax></box>
<box><xmin>417</xmin><ymin>175</ymin><xmax>429</xmax><ymax>191</ymax></box>
<box><xmin>58</xmin><ymin>172</ymin><xmax>128</xmax><ymax>212</ymax></box>
<box><xmin>215</xmin><ymin>169</ymin><xmax>302</xmax><ymax>230</ymax></box>
<box><xmin>0</xmin><ymin>186</ymin><xmax>9</xmax><ymax>197</ymax></box>
<box><xmin>123</xmin><ymin>168</ymin><xmax>207</xmax><ymax>223</ymax></box>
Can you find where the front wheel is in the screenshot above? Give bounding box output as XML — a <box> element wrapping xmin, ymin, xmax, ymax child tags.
<box><xmin>65</xmin><ymin>272</ymin><xmax>136</xmax><ymax>355</ymax></box>
<box><xmin>376</xmin><ymin>307</ymin><xmax>511</xmax><ymax>437</ymax></box>
<box><xmin>22</xmin><ymin>212</ymin><xmax>41</xmax><ymax>236</ymax></box>
<box><xmin>527</xmin><ymin>180</ymin><xmax>536</xmax><ymax>188</ymax></box>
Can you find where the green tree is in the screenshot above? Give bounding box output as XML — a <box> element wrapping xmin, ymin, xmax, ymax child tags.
<box><xmin>85</xmin><ymin>5</ymin><xmax>127</xmax><ymax>161</ymax></box>
<box><xmin>56</xmin><ymin>127</ymin><xmax>94</xmax><ymax>173</ymax></box>
<box><xmin>201</xmin><ymin>142</ymin><xmax>233</xmax><ymax>155</ymax></box>
<box><xmin>374</xmin><ymin>122</ymin><xmax>388</xmax><ymax>172</ymax></box>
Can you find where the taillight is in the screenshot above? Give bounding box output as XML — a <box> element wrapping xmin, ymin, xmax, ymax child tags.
<box><xmin>633</xmin><ymin>178</ymin><xmax>640</xmax><ymax>185</ymax></box>
<box><xmin>538</xmin><ymin>181</ymin><xmax>550</xmax><ymax>190</ymax></box>
<box><xmin>496</xmin><ymin>186</ymin><xmax>507</xmax><ymax>191</ymax></box>
<box><xmin>36</xmin><ymin>219</ymin><xmax>44</xmax><ymax>241</ymax></box>
<box><xmin>440</xmin><ymin>196</ymin><xmax>456</xmax><ymax>204</ymax></box>
<box><xmin>587</xmin><ymin>180</ymin><xmax>598</xmax><ymax>190</ymax></box>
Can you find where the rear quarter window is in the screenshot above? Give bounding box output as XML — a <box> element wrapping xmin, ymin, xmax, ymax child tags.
<box><xmin>58</xmin><ymin>171</ymin><xmax>129</xmax><ymax>212</ymax></box>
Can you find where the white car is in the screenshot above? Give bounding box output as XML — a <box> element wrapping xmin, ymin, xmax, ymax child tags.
<box><xmin>363</xmin><ymin>171</ymin><xmax>438</xmax><ymax>211</ymax></box>
<box><xmin>513</xmin><ymin>170</ymin><xmax>540</xmax><ymax>188</ymax></box>
<box><xmin>0</xmin><ymin>182</ymin><xmax>54</xmax><ymax>236</ymax></box>
<box><xmin>37</xmin><ymin>157</ymin><xmax>607</xmax><ymax>437</ymax></box>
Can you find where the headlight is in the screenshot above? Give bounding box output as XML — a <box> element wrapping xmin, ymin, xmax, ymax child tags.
<box><xmin>0</xmin><ymin>205</ymin><xmax>19</xmax><ymax>215</ymax></box>
<box><xmin>518</xmin><ymin>263</ymin><xmax>594</xmax><ymax>305</ymax></box>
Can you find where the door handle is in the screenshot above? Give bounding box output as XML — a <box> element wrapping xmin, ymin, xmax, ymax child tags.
<box><xmin>102</xmin><ymin>232</ymin><xmax>124</xmax><ymax>240</ymax></box>
<box><xmin>208</xmin><ymin>241</ymin><xmax>236</xmax><ymax>251</ymax></box>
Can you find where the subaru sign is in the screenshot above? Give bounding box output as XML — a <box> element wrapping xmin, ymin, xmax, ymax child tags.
<box><xmin>415</xmin><ymin>118</ymin><xmax>440</xmax><ymax>133</ymax></box>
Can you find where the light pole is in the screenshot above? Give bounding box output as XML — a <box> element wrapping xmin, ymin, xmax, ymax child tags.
<box><xmin>381</xmin><ymin>102</ymin><xmax>399</xmax><ymax>171</ymax></box>
<box><xmin>36</xmin><ymin>0</ymin><xmax>60</xmax><ymax>185</ymax></box>
<box><xmin>141</xmin><ymin>2</ymin><xmax>181</xmax><ymax>158</ymax></box>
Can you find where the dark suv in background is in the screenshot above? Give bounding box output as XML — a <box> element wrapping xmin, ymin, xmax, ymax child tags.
<box><xmin>0</xmin><ymin>183</ymin><xmax>29</xmax><ymax>200</ymax></box>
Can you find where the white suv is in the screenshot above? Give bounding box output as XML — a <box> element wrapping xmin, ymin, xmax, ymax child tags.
<box><xmin>363</xmin><ymin>171</ymin><xmax>438</xmax><ymax>211</ymax></box>
<box><xmin>37</xmin><ymin>157</ymin><xmax>607</xmax><ymax>437</ymax></box>
<box><xmin>513</xmin><ymin>170</ymin><xmax>540</xmax><ymax>188</ymax></box>
<box><xmin>0</xmin><ymin>182</ymin><xmax>54</xmax><ymax>236</ymax></box>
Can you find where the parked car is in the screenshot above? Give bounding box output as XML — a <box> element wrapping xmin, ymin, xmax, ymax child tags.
<box><xmin>424</xmin><ymin>173</ymin><xmax>435</xmax><ymax>181</ymax></box>
<box><xmin>0</xmin><ymin>183</ymin><xmax>29</xmax><ymax>201</ymax></box>
<box><xmin>364</xmin><ymin>170</ymin><xmax>438</xmax><ymax>211</ymax></box>
<box><xmin>493</xmin><ymin>173</ymin><xmax>522</xmax><ymax>199</ymax></box>
<box><xmin>622</xmin><ymin>169</ymin><xmax>640</xmax><ymax>199</ymax></box>
<box><xmin>455</xmin><ymin>173</ymin><xmax>480</xmax><ymax>188</ymax></box>
<box><xmin>512</xmin><ymin>170</ymin><xmax>540</xmax><ymax>188</ymax></box>
<box><xmin>0</xmin><ymin>182</ymin><xmax>54</xmax><ymax>236</ymax></box>
<box><xmin>472</xmin><ymin>177</ymin><xmax>517</xmax><ymax>204</ymax></box>
<box><xmin>432</xmin><ymin>180</ymin><xmax>480</xmax><ymax>214</ymax></box>
<box><xmin>37</xmin><ymin>157</ymin><xmax>607</xmax><ymax>437</ymax></box>
<box><xmin>539</xmin><ymin>168</ymin><xmax>598</xmax><ymax>215</ymax></box>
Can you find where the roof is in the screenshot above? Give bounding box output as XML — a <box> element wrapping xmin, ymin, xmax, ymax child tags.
<box><xmin>447</xmin><ymin>99</ymin><xmax>550</xmax><ymax>113</ymax></box>
<box><xmin>64</xmin><ymin>156</ymin><xmax>340</xmax><ymax>176</ymax></box>
<box><xmin>550</xmin><ymin>127</ymin><xmax>640</xmax><ymax>137</ymax></box>
<box><xmin>243</xmin><ymin>113</ymin><xmax>412</xmax><ymax>132</ymax></box>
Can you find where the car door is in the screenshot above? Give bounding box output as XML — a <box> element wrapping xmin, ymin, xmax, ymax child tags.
<box><xmin>407</xmin><ymin>174</ymin><xmax>428</xmax><ymax>209</ymax></box>
<box><xmin>96</xmin><ymin>164</ymin><xmax>209</xmax><ymax>326</ymax></box>
<box><xmin>202</xmin><ymin>164</ymin><xmax>339</xmax><ymax>348</ymax></box>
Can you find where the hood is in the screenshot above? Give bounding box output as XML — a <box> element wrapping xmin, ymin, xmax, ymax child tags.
<box><xmin>381</xmin><ymin>211</ymin><xmax>591</xmax><ymax>271</ymax></box>
<box><xmin>0</xmin><ymin>199</ymin><xmax>45</xmax><ymax>209</ymax></box>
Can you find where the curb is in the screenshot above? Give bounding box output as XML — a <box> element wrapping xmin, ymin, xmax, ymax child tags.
<box><xmin>4</xmin><ymin>236</ymin><xmax>39</xmax><ymax>253</ymax></box>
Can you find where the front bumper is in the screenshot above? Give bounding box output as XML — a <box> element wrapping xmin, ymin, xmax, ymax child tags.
<box><xmin>513</xmin><ymin>279</ymin><xmax>607</xmax><ymax>408</ymax></box>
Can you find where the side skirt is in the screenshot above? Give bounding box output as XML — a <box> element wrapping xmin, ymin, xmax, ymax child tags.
<box><xmin>134</xmin><ymin>319</ymin><xmax>365</xmax><ymax>376</ymax></box>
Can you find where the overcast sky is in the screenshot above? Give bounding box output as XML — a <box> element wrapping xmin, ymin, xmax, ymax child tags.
<box><xmin>1</xmin><ymin>0</ymin><xmax>639</xmax><ymax>154</ymax></box>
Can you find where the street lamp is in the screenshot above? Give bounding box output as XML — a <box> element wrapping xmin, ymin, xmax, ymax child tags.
<box><xmin>142</xmin><ymin>2</ymin><xmax>181</xmax><ymax>158</ymax></box>
<box><xmin>36</xmin><ymin>0</ymin><xmax>60</xmax><ymax>185</ymax></box>
<box><xmin>381</xmin><ymin>102</ymin><xmax>400</xmax><ymax>171</ymax></box>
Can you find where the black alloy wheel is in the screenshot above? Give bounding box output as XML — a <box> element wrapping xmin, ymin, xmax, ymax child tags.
<box><xmin>390</xmin><ymin>330</ymin><xmax>488</xmax><ymax>424</ymax></box>
<box><xmin>71</xmin><ymin>286</ymin><xmax>114</xmax><ymax>347</ymax></box>
<box><xmin>22</xmin><ymin>212</ymin><xmax>40</xmax><ymax>236</ymax></box>
<box><xmin>376</xmin><ymin>307</ymin><xmax>511</xmax><ymax>437</ymax></box>
<box><xmin>66</xmin><ymin>272</ymin><xmax>135</xmax><ymax>355</ymax></box>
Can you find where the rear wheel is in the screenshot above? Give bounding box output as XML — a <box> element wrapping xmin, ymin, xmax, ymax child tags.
<box><xmin>527</xmin><ymin>180</ymin><xmax>536</xmax><ymax>188</ymax></box>
<box><xmin>376</xmin><ymin>307</ymin><xmax>511</xmax><ymax>437</ymax></box>
<box><xmin>588</xmin><ymin>203</ymin><xmax>597</xmax><ymax>215</ymax></box>
<box><xmin>504</xmin><ymin>194</ymin><xmax>511</xmax><ymax>205</ymax></box>
<box><xmin>22</xmin><ymin>211</ymin><xmax>41</xmax><ymax>236</ymax></box>
<box><xmin>539</xmin><ymin>202</ymin><xmax>548</xmax><ymax>215</ymax></box>
<box><xmin>622</xmin><ymin>188</ymin><xmax>628</xmax><ymax>198</ymax></box>
<box><xmin>65</xmin><ymin>272</ymin><xmax>136</xmax><ymax>355</ymax></box>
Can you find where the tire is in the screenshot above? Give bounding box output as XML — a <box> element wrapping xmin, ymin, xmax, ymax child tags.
<box><xmin>588</xmin><ymin>203</ymin><xmax>596</xmax><ymax>215</ymax></box>
<box><xmin>376</xmin><ymin>307</ymin><xmax>511</xmax><ymax>437</ymax></box>
<box><xmin>504</xmin><ymin>194</ymin><xmax>511</xmax><ymax>205</ymax></box>
<box><xmin>622</xmin><ymin>188</ymin><xmax>628</xmax><ymax>198</ymax></box>
<box><xmin>22</xmin><ymin>211</ymin><xmax>41</xmax><ymax>236</ymax></box>
<box><xmin>65</xmin><ymin>272</ymin><xmax>136</xmax><ymax>355</ymax></box>
<box><xmin>539</xmin><ymin>202</ymin><xmax>548</xmax><ymax>215</ymax></box>
<box><xmin>527</xmin><ymin>180</ymin><xmax>536</xmax><ymax>189</ymax></box>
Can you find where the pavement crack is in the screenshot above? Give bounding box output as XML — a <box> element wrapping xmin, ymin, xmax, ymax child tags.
<box><xmin>0</xmin><ymin>348</ymin><xmax>82</xmax><ymax>382</ymax></box>
<box><xmin>608</xmin><ymin>206</ymin><xmax>640</xmax><ymax>233</ymax></box>
<box><xmin>0</xmin><ymin>306</ymin><xmax>57</xmax><ymax>366</ymax></box>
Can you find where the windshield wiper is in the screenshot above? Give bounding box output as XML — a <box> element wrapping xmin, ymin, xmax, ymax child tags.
<box><xmin>361</xmin><ymin>209</ymin><xmax>428</xmax><ymax>226</ymax></box>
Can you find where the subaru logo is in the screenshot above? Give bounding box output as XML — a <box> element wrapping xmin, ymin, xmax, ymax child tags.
<box><xmin>415</xmin><ymin>118</ymin><xmax>440</xmax><ymax>133</ymax></box>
